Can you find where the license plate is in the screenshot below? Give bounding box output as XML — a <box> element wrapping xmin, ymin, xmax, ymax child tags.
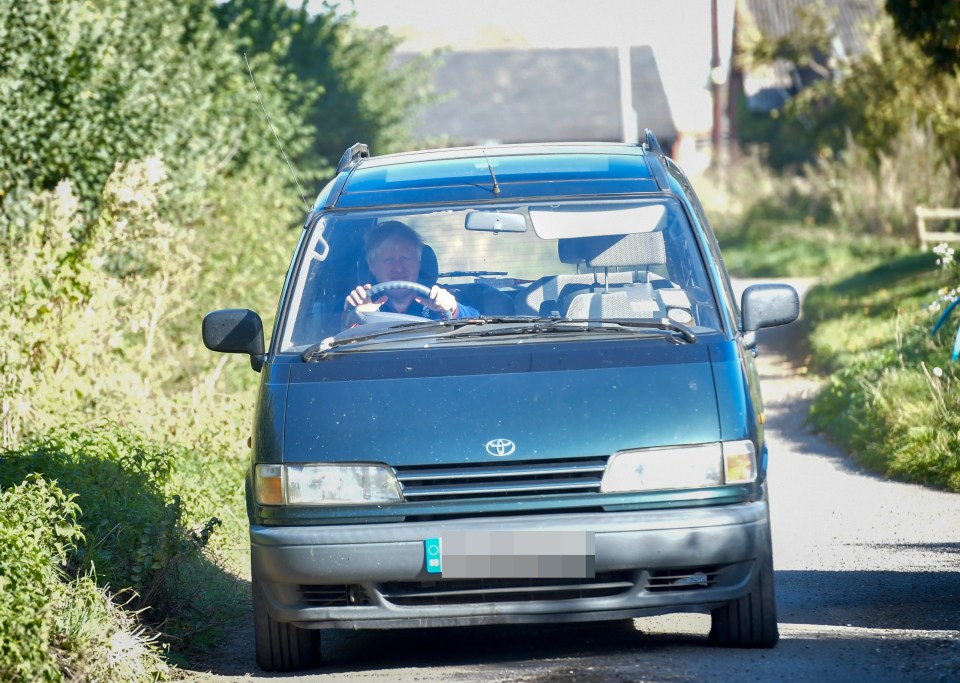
<box><xmin>424</xmin><ymin>531</ymin><xmax>595</xmax><ymax>578</ymax></box>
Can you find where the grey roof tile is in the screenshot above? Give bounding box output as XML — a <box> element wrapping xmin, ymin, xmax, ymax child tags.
<box><xmin>400</xmin><ymin>46</ymin><xmax>677</xmax><ymax>147</ymax></box>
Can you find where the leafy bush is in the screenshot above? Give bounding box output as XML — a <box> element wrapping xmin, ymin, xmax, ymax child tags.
<box><xmin>215</xmin><ymin>0</ymin><xmax>437</xmax><ymax>173</ymax></box>
<box><xmin>1</xmin><ymin>422</ymin><xmax>250</xmax><ymax>656</ymax></box>
<box><xmin>735</xmin><ymin>10</ymin><xmax>960</xmax><ymax>170</ymax></box>
<box><xmin>0</xmin><ymin>0</ymin><xmax>302</xmax><ymax>215</ymax></box>
<box><xmin>0</xmin><ymin>474</ymin><xmax>169</xmax><ymax>682</ymax></box>
<box><xmin>2</xmin><ymin>425</ymin><xmax>190</xmax><ymax>615</ymax></box>
<box><xmin>0</xmin><ymin>475</ymin><xmax>81</xmax><ymax>681</ymax></box>
<box><xmin>0</xmin><ymin>158</ymin><xmax>198</xmax><ymax>448</ymax></box>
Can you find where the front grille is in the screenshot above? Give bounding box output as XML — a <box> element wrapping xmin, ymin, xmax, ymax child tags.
<box><xmin>395</xmin><ymin>456</ymin><xmax>607</xmax><ymax>503</ymax></box>
<box><xmin>379</xmin><ymin>571</ymin><xmax>634</xmax><ymax>606</ymax></box>
<box><xmin>298</xmin><ymin>566</ymin><xmax>724</xmax><ymax>610</ymax></box>
<box><xmin>299</xmin><ymin>585</ymin><xmax>370</xmax><ymax>607</ymax></box>
<box><xmin>646</xmin><ymin>566</ymin><xmax>719</xmax><ymax>592</ymax></box>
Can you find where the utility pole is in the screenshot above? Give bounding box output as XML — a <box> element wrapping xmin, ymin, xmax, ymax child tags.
<box><xmin>710</xmin><ymin>0</ymin><xmax>723</xmax><ymax>168</ymax></box>
<box><xmin>618</xmin><ymin>44</ymin><xmax>638</xmax><ymax>144</ymax></box>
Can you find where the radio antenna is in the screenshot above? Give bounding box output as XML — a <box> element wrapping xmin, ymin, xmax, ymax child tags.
<box><xmin>482</xmin><ymin>150</ymin><xmax>500</xmax><ymax>197</ymax></box>
<box><xmin>243</xmin><ymin>53</ymin><xmax>309</xmax><ymax>211</ymax></box>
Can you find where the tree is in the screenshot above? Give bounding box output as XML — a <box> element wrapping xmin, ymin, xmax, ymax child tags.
<box><xmin>788</xmin><ymin>16</ymin><xmax>960</xmax><ymax>164</ymax></box>
<box><xmin>732</xmin><ymin>2</ymin><xmax>844</xmax><ymax>168</ymax></box>
<box><xmin>886</xmin><ymin>0</ymin><xmax>960</xmax><ymax>73</ymax></box>
<box><xmin>215</xmin><ymin>0</ymin><xmax>436</xmax><ymax>177</ymax></box>
<box><xmin>0</xmin><ymin>0</ymin><xmax>301</xmax><ymax>216</ymax></box>
<box><xmin>734</xmin><ymin>5</ymin><xmax>960</xmax><ymax>167</ymax></box>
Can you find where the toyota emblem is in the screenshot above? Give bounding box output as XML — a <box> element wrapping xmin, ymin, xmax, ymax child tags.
<box><xmin>485</xmin><ymin>438</ymin><xmax>516</xmax><ymax>457</ymax></box>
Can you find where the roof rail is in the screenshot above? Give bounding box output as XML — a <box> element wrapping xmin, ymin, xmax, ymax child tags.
<box><xmin>336</xmin><ymin>142</ymin><xmax>370</xmax><ymax>174</ymax></box>
<box><xmin>642</xmin><ymin>129</ymin><xmax>669</xmax><ymax>191</ymax></box>
<box><xmin>644</xmin><ymin>128</ymin><xmax>664</xmax><ymax>157</ymax></box>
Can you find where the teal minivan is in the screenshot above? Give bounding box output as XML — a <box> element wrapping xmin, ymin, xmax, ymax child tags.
<box><xmin>202</xmin><ymin>135</ymin><xmax>799</xmax><ymax>671</ymax></box>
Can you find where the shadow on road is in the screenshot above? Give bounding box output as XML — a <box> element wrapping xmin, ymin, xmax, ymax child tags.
<box><xmin>191</xmin><ymin>570</ymin><xmax>960</xmax><ymax>679</ymax></box>
<box><xmin>776</xmin><ymin>567</ymin><xmax>960</xmax><ymax>632</ymax></box>
<box><xmin>190</xmin><ymin>615</ymin><xmax>711</xmax><ymax>677</ymax></box>
<box><xmin>316</xmin><ymin>620</ymin><xmax>698</xmax><ymax>673</ymax></box>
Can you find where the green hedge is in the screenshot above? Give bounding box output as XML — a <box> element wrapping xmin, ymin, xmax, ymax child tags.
<box><xmin>0</xmin><ymin>472</ymin><xmax>170</xmax><ymax>682</ymax></box>
<box><xmin>0</xmin><ymin>422</ymin><xmax>246</xmax><ymax>678</ymax></box>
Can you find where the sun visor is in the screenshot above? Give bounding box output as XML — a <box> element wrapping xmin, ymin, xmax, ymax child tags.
<box><xmin>530</xmin><ymin>203</ymin><xmax>669</xmax><ymax>239</ymax></box>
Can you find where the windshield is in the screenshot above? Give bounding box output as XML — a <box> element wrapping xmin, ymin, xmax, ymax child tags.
<box><xmin>277</xmin><ymin>198</ymin><xmax>722</xmax><ymax>353</ymax></box>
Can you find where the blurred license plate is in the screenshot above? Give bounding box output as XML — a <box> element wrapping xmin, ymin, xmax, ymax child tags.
<box><xmin>424</xmin><ymin>530</ymin><xmax>595</xmax><ymax>578</ymax></box>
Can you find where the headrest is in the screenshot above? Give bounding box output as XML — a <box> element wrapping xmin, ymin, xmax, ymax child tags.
<box><xmin>418</xmin><ymin>245</ymin><xmax>439</xmax><ymax>286</ymax></box>
<box><xmin>558</xmin><ymin>232</ymin><xmax>666</xmax><ymax>268</ymax></box>
<box><xmin>357</xmin><ymin>243</ymin><xmax>439</xmax><ymax>287</ymax></box>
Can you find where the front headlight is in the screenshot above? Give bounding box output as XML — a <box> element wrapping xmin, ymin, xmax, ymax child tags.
<box><xmin>600</xmin><ymin>440</ymin><xmax>756</xmax><ymax>493</ymax></box>
<box><xmin>255</xmin><ymin>463</ymin><xmax>404</xmax><ymax>505</ymax></box>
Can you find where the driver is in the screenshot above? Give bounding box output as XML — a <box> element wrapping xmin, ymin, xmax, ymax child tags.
<box><xmin>345</xmin><ymin>221</ymin><xmax>479</xmax><ymax>321</ymax></box>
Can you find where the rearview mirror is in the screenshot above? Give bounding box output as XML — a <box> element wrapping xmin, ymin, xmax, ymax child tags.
<box><xmin>465</xmin><ymin>210</ymin><xmax>528</xmax><ymax>233</ymax></box>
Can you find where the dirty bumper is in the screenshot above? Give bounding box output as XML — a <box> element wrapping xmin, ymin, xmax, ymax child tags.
<box><xmin>251</xmin><ymin>503</ymin><xmax>770</xmax><ymax>629</ymax></box>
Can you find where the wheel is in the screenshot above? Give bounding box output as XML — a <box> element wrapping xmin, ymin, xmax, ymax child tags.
<box><xmin>708</xmin><ymin>544</ymin><xmax>779</xmax><ymax>648</ymax></box>
<box><xmin>252</xmin><ymin>574</ymin><xmax>323</xmax><ymax>671</ymax></box>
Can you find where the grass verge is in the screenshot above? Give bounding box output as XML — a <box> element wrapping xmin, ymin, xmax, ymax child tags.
<box><xmin>0</xmin><ymin>421</ymin><xmax>250</xmax><ymax>680</ymax></box>
<box><xmin>802</xmin><ymin>251</ymin><xmax>960</xmax><ymax>491</ymax></box>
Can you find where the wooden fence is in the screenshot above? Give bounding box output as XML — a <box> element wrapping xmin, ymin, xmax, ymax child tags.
<box><xmin>916</xmin><ymin>206</ymin><xmax>960</xmax><ymax>250</ymax></box>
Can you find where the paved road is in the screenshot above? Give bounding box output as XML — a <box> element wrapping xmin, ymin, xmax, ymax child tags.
<box><xmin>186</xmin><ymin>280</ymin><xmax>960</xmax><ymax>682</ymax></box>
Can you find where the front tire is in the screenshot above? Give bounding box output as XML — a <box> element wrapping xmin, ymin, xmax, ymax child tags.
<box><xmin>252</xmin><ymin>573</ymin><xmax>323</xmax><ymax>671</ymax></box>
<box><xmin>709</xmin><ymin>547</ymin><xmax>779</xmax><ymax>648</ymax></box>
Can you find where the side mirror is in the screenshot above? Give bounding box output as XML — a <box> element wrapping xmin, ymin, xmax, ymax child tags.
<box><xmin>202</xmin><ymin>309</ymin><xmax>265</xmax><ymax>372</ymax></box>
<box><xmin>741</xmin><ymin>284</ymin><xmax>800</xmax><ymax>333</ymax></box>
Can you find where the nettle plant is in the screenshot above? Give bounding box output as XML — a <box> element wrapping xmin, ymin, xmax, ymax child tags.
<box><xmin>0</xmin><ymin>155</ymin><xmax>199</xmax><ymax>448</ymax></box>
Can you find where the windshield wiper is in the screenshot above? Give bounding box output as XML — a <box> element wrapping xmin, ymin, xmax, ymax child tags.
<box><xmin>607</xmin><ymin>318</ymin><xmax>696</xmax><ymax>343</ymax></box>
<box><xmin>448</xmin><ymin>317</ymin><xmax>696</xmax><ymax>343</ymax></box>
<box><xmin>301</xmin><ymin>319</ymin><xmax>484</xmax><ymax>361</ymax></box>
<box><xmin>301</xmin><ymin>316</ymin><xmax>549</xmax><ymax>360</ymax></box>
<box><xmin>301</xmin><ymin>316</ymin><xmax>694</xmax><ymax>361</ymax></box>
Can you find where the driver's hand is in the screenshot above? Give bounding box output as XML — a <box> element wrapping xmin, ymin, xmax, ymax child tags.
<box><xmin>345</xmin><ymin>284</ymin><xmax>387</xmax><ymax>313</ymax></box>
<box><xmin>416</xmin><ymin>285</ymin><xmax>458</xmax><ymax>317</ymax></box>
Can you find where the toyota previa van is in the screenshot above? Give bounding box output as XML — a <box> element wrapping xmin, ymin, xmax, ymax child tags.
<box><xmin>202</xmin><ymin>134</ymin><xmax>799</xmax><ymax>671</ymax></box>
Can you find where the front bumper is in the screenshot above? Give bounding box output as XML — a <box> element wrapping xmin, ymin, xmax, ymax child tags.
<box><xmin>251</xmin><ymin>502</ymin><xmax>770</xmax><ymax>629</ymax></box>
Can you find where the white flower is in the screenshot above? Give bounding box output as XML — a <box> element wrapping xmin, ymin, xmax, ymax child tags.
<box><xmin>53</xmin><ymin>179</ymin><xmax>80</xmax><ymax>221</ymax></box>
<box><xmin>933</xmin><ymin>367</ymin><xmax>943</xmax><ymax>378</ymax></box>
<box><xmin>142</xmin><ymin>155</ymin><xmax>167</xmax><ymax>186</ymax></box>
<box><xmin>116</xmin><ymin>185</ymin><xmax>136</xmax><ymax>204</ymax></box>
<box><xmin>934</xmin><ymin>242</ymin><xmax>956</xmax><ymax>268</ymax></box>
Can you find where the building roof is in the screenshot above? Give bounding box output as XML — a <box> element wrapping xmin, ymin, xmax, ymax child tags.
<box><xmin>399</xmin><ymin>47</ymin><xmax>678</xmax><ymax>148</ymax></box>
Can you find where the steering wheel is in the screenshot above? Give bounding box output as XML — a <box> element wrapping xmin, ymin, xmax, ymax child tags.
<box><xmin>368</xmin><ymin>280</ymin><xmax>433</xmax><ymax>300</ymax></box>
<box><xmin>346</xmin><ymin>280</ymin><xmax>453</xmax><ymax>325</ymax></box>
